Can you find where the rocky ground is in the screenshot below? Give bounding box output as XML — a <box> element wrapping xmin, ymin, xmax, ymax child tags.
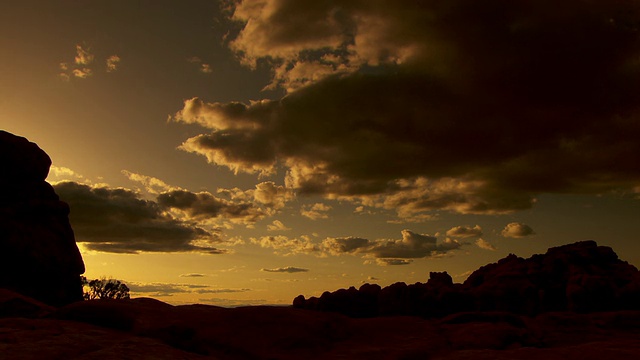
<box><xmin>1</xmin><ymin>289</ymin><xmax>640</xmax><ymax>359</ymax></box>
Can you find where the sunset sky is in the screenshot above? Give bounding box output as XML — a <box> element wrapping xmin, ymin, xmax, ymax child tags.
<box><xmin>2</xmin><ymin>0</ymin><xmax>640</xmax><ymax>306</ymax></box>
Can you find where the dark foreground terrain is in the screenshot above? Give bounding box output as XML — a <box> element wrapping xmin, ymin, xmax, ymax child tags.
<box><xmin>2</xmin><ymin>289</ymin><xmax>640</xmax><ymax>359</ymax></box>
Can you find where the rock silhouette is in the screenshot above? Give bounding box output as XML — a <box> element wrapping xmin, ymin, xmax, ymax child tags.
<box><xmin>294</xmin><ymin>241</ymin><xmax>640</xmax><ymax>317</ymax></box>
<box><xmin>0</xmin><ymin>130</ymin><xmax>85</xmax><ymax>306</ymax></box>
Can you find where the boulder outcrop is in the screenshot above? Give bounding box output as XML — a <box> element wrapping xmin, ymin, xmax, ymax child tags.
<box><xmin>0</xmin><ymin>130</ymin><xmax>85</xmax><ymax>306</ymax></box>
<box><xmin>293</xmin><ymin>241</ymin><xmax>640</xmax><ymax>317</ymax></box>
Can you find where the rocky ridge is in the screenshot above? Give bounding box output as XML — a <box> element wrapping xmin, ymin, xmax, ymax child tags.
<box><xmin>294</xmin><ymin>241</ymin><xmax>640</xmax><ymax>317</ymax></box>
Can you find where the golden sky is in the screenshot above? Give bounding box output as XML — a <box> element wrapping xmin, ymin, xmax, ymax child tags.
<box><xmin>2</xmin><ymin>0</ymin><xmax>640</xmax><ymax>305</ymax></box>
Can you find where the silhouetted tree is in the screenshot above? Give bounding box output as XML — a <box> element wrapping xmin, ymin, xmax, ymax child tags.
<box><xmin>81</xmin><ymin>276</ymin><xmax>130</xmax><ymax>300</ymax></box>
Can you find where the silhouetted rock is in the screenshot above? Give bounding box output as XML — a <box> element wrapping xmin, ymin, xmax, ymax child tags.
<box><xmin>293</xmin><ymin>241</ymin><xmax>640</xmax><ymax>318</ymax></box>
<box><xmin>466</xmin><ymin>241</ymin><xmax>640</xmax><ymax>314</ymax></box>
<box><xmin>0</xmin><ymin>131</ymin><xmax>85</xmax><ymax>306</ymax></box>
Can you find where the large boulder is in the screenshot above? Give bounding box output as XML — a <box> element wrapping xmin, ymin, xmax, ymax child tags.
<box><xmin>0</xmin><ymin>130</ymin><xmax>85</xmax><ymax>306</ymax></box>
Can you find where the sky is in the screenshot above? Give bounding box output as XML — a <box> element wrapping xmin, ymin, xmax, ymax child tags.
<box><xmin>2</xmin><ymin>0</ymin><xmax>640</xmax><ymax>306</ymax></box>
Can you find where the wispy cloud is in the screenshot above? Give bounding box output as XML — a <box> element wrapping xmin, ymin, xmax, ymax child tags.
<box><xmin>106</xmin><ymin>55</ymin><xmax>121</xmax><ymax>72</ymax></box>
<box><xmin>58</xmin><ymin>44</ymin><xmax>120</xmax><ymax>80</ymax></box>
<box><xmin>74</xmin><ymin>44</ymin><xmax>94</xmax><ymax>65</ymax></box>
<box><xmin>267</xmin><ymin>220</ymin><xmax>291</xmax><ymax>232</ymax></box>
<box><xmin>187</xmin><ymin>56</ymin><xmax>212</xmax><ymax>74</ymax></box>
<box><xmin>476</xmin><ymin>238</ymin><xmax>497</xmax><ymax>251</ymax></box>
<box><xmin>375</xmin><ymin>259</ymin><xmax>412</xmax><ymax>266</ymax></box>
<box><xmin>261</xmin><ymin>266</ymin><xmax>309</xmax><ymax>273</ymax></box>
<box><xmin>179</xmin><ymin>273</ymin><xmax>206</xmax><ymax>278</ymax></box>
<box><xmin>128</xmin><ymin>281</ymin><xmax>249</xmax><ymax>297</ymax></box>
<box><xmin>301</xmin><ymin>202</ymin><xmax>331</xmax><ymax>220</ymax></box>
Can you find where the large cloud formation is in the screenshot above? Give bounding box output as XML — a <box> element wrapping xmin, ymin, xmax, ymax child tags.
<box><xmin>252</xmin><ymin>229</ymin><xmax>460</xmax><ymax>262</ymax></box>
<box><xmin>54</xmin><ymin>181</ymin><xmax>225</xmax><ymax>254</ymax></box>
<box><xmin>174</xmin><ymin>0</ymin><xmax>640</xmax><ymax>219</ymax></box>
<box><xmin>322</xmin><ymin>229</ymin><xmax>461</xmax><ymax>261</ymax></box>
<box><xmin>53</xmin><ymin>172</ymin><xmax>294</xmax><ymax>253</ymax></box>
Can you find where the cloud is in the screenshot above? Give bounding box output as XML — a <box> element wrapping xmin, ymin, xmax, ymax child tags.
<box><xmin>501</xmin><ymin>222</ymin><xmax>536</xmax><ymax>238</ymax></box>
<box><xmin>173</xmin><ymin>0</ymin><xmax>640</xmax><ymax>218</ymax></box>
<box><xmin>200</xmin><ymin>64</ymin><xmax>212</xmax><ymax>73</ymax></box>
<box><xmin>157</xmin><ymin>189</ymin><xmax>265</xmax><ymax>225</ymax></box>
<box><xmin>72</xmin><ymin>68</ymin><xmax>93</xmax><ymax>79</ymax></box>
<box><xmin>59</xmin><ymin>44</ymin><xmax>120</xmax><ymax>80</ymax></box>
<box><xmin>366</xmin><ymin>230</ymin><xmax>461</xmax><ymax>259</ymax></box>
<box><xmin>446</xmin><ymin>225</ymin><xmax>483</xmax><ymax>238</ymax></box>
<box><xmin>123</xmin><ymin>170</ymin><xmax>181</xmax><ymax>194</ymax></box>
<box><xmin>53</xmin><ymin>181</ymin><xmax>225</xmax><ymax>254</ymax></box>
<box><xmin>300</xmin><ymin>202</ymin><xmax>332</xmax><ymax>220</ymax></box>
<box><xmin>251</xmin><ymin>235</ymin><xmax>320</xmax><ymax>256</ymax></box>
<box><xmin>74</xmin><ymin>45</ymin><xmax>94</xmax><ymax>65</ymax></box>
<box><xmin>252</xmin><ymin>181</ymin><xmax>294</xmax><ymax>210</ymax></box>
<box><xmin>194</xmin><ymin>288</ymin><xmax>251</xmax><ymax>294</ymax></box>
<box><xmin>106</xmin><ymin>55</ymin><xmax>121</xmax><ymax>72</ymax></box>
<box><xmin>179</xmin><ymin>273</ymin><xmax>206</xmax><ymax>278</ymax></box>
<box><xmin>376</xmin><ymin>259</ymin><xmax>412</xmax><ymax>266</ymax></box>
<box><xmin>187</xmin><ymin>56</ymin><xmax>212</xmax><ymax>74</ymax></box>
<box><xmin>128</xmin><ymin>282</ymin><xmax>208</xmax><ymax>296</ymax></box>
<box><xmin>48</xmin><ymin>165</ymin><xmax>85</xmax><ymax>182</ymax></box>
<box><xmin>476</xmin><ymin>238</ymin><xmax>497</xmax><ymax>251</ymax></box>
<box><xmin>321</xmin><ymin>230</ymin><xmax>461</xmax><ymax>260</ymax></box>
<box><xmin>128</xmin><ymin>282</ymin><xmax>247</xmax><ymax>297</ymax></box>
<box><xmin>260</xmin><ymin>266</ymin><xmax>309</xmax><ymax>273</ymax></box>
<box><xmin>267</xmin><ymin>220</ymin><xmax>291</xmax><ymax>231</ymax></box>
<box><xmin>322</xmin><ymin>236</ymin><xmax>370</xmax><ymax>256</ymax></box>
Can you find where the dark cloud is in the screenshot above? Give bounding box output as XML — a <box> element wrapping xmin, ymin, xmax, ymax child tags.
<box><xmin>366</xmin><ymin>230</ymin><xmax>461</xmax><ymax>259</ymax></box>
<box><xmin>261</xmin><ymin>266</ymin><xmax>309</xmax><ymax>273</ymax></box>
<box><xmin>323</xmin><ymin>236</ymin><xmax>370</xmax><ymax>256</ymax></box>
<box><xmin>252</xmin><ymin>235</ymin><xmax>320</xmax><ymax>255</ymax></box>
<box><xmin>501</xmin><ymin>222</ymin><xmax>536</xmax><ymax>238</ymax></box>
<box><xmin>174</xmin><ymin>0</ymin><xmax>640</xmax><ymax>218</ymax></box>
<box><xmin>157</xmin><ymin>189</ymin><xmax>265</xmax><ymax>224</ymax></box>
<box><xmin>376</xmin><ymin>259</ymin><xmax>412</xmax><ymax>266</ymax></box>
<box><xmin>322</xmin><ymin>230</ymin><xmax>461</xmax><ymax>260</ymax></box>
<box><xmin>53</xmin><ymin>181</ymin><xmax>225</xmax><ymax>254</ymax></box>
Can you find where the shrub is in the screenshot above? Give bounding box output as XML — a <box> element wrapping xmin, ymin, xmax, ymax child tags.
<box><xmin>81</xmin><ymin>276</ymin><xmax>130</xmax><ymax>300</ymax></box>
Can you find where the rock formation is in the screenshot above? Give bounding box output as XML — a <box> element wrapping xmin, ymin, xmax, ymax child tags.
<box><xmin>293</xmin><ymin>241</ymin><xmax>640</xmax><ymax>317</ymax></box>
<box><xmin>0</xmin><ymin>130</ymin><xmax>85</xmax><ymax>306</ymax></box>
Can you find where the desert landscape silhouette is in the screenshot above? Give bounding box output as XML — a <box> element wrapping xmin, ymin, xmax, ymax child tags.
<box><xmin>2</xmin><ymin>130</ymin><xmax>639</xmax><ymax>359</ymax></box>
